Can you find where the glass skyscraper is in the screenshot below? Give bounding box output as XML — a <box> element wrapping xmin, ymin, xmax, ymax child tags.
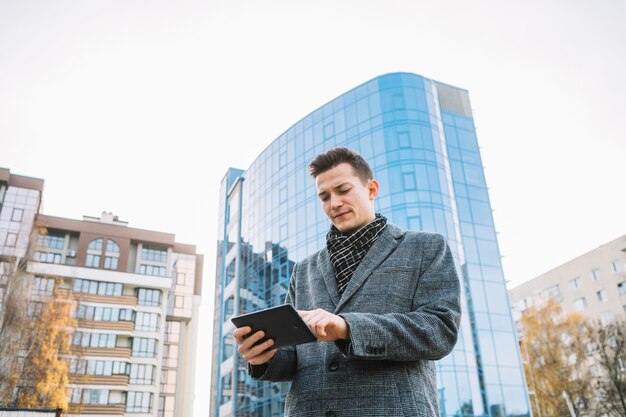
<box><xmin>211</xmin><ymin>73</ymin><xmax>531</xmax><ymax>417</ymax></box>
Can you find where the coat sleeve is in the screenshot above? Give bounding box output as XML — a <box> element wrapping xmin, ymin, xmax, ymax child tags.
<box><xmin>247</xmin><ymin>264</ymin><xmax>298</xmax><ymax>381</ymax></box>
<box><xmin>335</xmin><ymin>233</ymin><xmax>461</xmax><ymax>361</ymax></box>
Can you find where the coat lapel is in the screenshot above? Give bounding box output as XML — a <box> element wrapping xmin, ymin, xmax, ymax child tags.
<box><xmin>318</xmin><ymin>248</ymin><xmax>341</xmax><ymax>307</ymax></box>
<box><xmin>335</xmin><ymin>224</ymin><xmax>403</xmax><ymax>313</ymax></box>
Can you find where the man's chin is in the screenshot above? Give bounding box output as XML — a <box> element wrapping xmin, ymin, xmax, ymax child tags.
<box><xmin>333</xmin><ymin>221</ymin><xmax>356</xmax><ymax>234</ymax></box>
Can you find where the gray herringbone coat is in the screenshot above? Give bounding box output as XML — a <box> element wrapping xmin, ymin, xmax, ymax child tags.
<box><xmin>249</xmin><ymin>224</ymin><xmax>461</xmax><ymax>417</ymax></box>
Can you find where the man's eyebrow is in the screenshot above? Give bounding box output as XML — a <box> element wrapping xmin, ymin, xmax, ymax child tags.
<box><xmin>317</xmin><ymin>182</ymin><xmax>350</xmax><ymax>197</ymax></box>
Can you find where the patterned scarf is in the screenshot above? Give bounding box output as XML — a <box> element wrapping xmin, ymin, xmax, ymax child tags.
<box><xmin>326</xmin><ymin>213</ymin><xmax>388</xmax><ymax>294</ymax></box>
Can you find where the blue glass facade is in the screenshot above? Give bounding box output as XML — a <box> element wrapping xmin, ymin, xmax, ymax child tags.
<box><xmin>210</xmin><ymin>73</ymin><xmax>531</xmax><ymax>417</ymax></box>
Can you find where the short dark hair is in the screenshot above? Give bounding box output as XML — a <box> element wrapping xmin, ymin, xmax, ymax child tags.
<box><xmin>308</xmin><ymin>147</ymin><xmax>373</xmax><ymax>183</ymax></box>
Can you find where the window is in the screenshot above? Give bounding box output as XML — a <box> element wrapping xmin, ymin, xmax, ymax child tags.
<box><xmin>618</xmin><ymin>282</ymin><xmax>626</xmax><ymax>295</ymax></box>
<box><xmin>162</xmin><ymin>344</ymin><xmax>179</xmax><ymax>368</ymax></box>
<box><xmin>402</xmin><ymin>172</ymin><xmax>416</xmax><ymax>190</ymax></box>
<box><xmin>34</xmin><ymin>252</ymin><xmax>62</xmax><ymax>264</ymax></box>
<box><xmin>5</xmin><ymin>233</ymin><xmax>17</xmax><ymax>247</ymax></box>
<box><xmin>73</xmin><ymin>279</ymin><xmax>122</xmax><ymax>296</ymax></box>
<box><xmin>139</xmin><ymin>264</ymin><xmax>167</xmax><ymax>276</ymax></box>
<box><xmin>38</xmin><ymin>234</ymin><xmax>64</xmax><ymax>249</ymax></box>
<box><xmin>225</xmin><ymin>261</ymin><xmax>236</xmax><ymax>286</ymax></box>
<box><xmin>104</xmin><ymin>256</ymin><xmax>119</xmax><ymax>270</ymax></box>
<box><xmin>176</xmin><ymin>273</ymin><xmax>186</xmax><ymax>285</ymax></box>
<box><xmin>592</xmin><ymin>268</ymin><xmax>602</xmax><ymax>281</ymax></box>
<box><xmin>323</xmin><ymin>122</ymin><xmax>334</xmax><ymax>140</ymax></box>
<box><xmin>398</xmin><ymin>131</ymin><xmax>410</xmax><ymax>148</ymax></box>
<box><xmin>597</xmin><ymin>289</ymin><xmax>608</xmax><ymax>302</ymax></box>
<box><xmin>160</xmin><ymin>369</ymin><xmax>177</xmax><ymax>394</ymax></box>
<box><xmin>88</xmin><ymin>238</ymin><xmax>103</xmax><ymax>251</ymax></box>
<box><xmin>544</xmin><ymin>284</ymin><xmax>562</xmax><ymax>301</ymax></box>
<box><xmin>106</xmin><ymin>240</ymin><xmax>120</xmax><ymax>253</ymax></box>
<box><xmin>11</xmin><ymin>208</ymin><xmax>23</xmax><ymax>222</ymax></box>
<box><xmin>137</xmin><ymin>288</ymin><xmax>161</xmax><ymax>306</ymax></box>
<box><xmin>77</xmin><ymin>306</ymin><xmax>133</xmax><ymax>322</ymax></box>
<box><xmin>569</xmin><ymin>277</ymin><xmax>582</xmax><ymax>290</ymax></box>
<box><xmin>127</xmin><ymin>392</ymin><xmax>153</xmax><ymax>413</ymax></box>
<box><xmin>32</xmin><ymin>277</ymin><xmax>54</xmax><ymax>296</ymax></box>
<box><xmin>82</xmin><ymin>389</ymin><xmax>109</xmax><ymax>405</ymax></box>
<box><xmin>135</xmin><ymin>312</ymin><xmax>159</xmax><ymax>332</ymax></box>
<box><xmin>27</xmin><ymin>301</ymin><xmax>44</xmax><ymax>317</ymax></box>
<box><xmin>85</xmin><ymin>254</ymin><xmax>100</xmax><ymax>268</ymax></box>
<box><xmin>222</xmin><ymin>334</ymin><xmax>234</xmax><ymax>361</ymax></box>
<box><xmin>141</xmin><ymin>246</ymin><xmax>167</xmax><ymax>262</ymax></box>
<box><xmin>574</xmin><ymin>297</ymin><xmax>586</xmax><ymax>312</ymax></box>
<box><xmin>72</xmin><ymin>332</ymin><xmax>116</xmax><ymax>349</ymax></box>
<box><xmin>72</xmin><ymin>332</ymin><xmax>116</xmax><ymax>348</ymax></box>
<box><xmin>131</xmin><ymin>337</ymin><xmax>157</xmax><ymax>357</ymax></box>
<box><xmin>601</xmin><ymin>312</ymin><xmax>613</xmax><ymax>325</ymax></box>
<box><xmin>129</xmin><ymin>364</ymin><xmax>155</xmax><ymax>385</ymax></box>
<box><xmin>225</xmin><ymin>297</ymin><xmax>234</xmax><ymax>320</ymax></box>
<box><xmin>68</xmin><ymin>388</ymin><xmax>82</xmax><ymax>404</ymax></box>
<box><xmin>175</xmin><ymin>296</ymin><xmax>184</xmax><ymax>309</ymax></box>
<box><xmin>611</xmin><ymin>260</ymin><xmax>622</xmax><ymax>273</ymax></box>
<box><xmin>70</xmin><ymin>359</ymin><xmax>129</xmax><ymax>376</ymax></box>
<box><xmin>165</xmin><ymin>321</ymin><xmax>180</xmax><ymax>344</ymax></box>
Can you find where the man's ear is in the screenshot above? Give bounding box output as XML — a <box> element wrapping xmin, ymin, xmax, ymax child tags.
<box><xmin>368</xmin><ymin>179</ymin><xmax>379</xmax><ymax>200</ymax></box>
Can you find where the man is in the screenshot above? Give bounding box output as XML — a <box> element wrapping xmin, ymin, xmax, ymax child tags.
<box><xmin>234</xmin><ymin>147</ymin><xmax>461</xmax><ymax>417</ymax></box>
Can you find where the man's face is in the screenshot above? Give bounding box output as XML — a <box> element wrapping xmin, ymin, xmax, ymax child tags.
<box><xmin>315</xmin><ymin>162</ymin><xmax>379</xmax><ymax>233</ymax></box>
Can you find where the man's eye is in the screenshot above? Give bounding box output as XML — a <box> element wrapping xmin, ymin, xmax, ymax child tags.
<box><xmin>339</xmin><ymin>188</ymin><xmax>350</xmax><ymax>194</ymax></box>
<box><xmin>320</xmin><ymin>196</ymin><xmax>329</xmax><ymax>202</ymax></box>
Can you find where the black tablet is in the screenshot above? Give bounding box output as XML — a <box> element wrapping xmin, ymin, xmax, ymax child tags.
<box><xmin>230</xmin><ymin>304</ymin><xmax>317</xmax><ymax>350</ymax></box>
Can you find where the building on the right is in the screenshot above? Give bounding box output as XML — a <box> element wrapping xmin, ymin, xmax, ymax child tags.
<box><xmin>509</xmin><ymin>234</ymin><xmax>626</xmax><ymax>325</ymax></box>
<box><xmin>212</xmin><ymin>73</ymin><xmax>532</xmax><ymax>417</ymax></box>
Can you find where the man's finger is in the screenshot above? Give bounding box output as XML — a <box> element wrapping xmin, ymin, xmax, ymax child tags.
<box><xmin>238</xmin><ymin>330</ymin><xmax>265</xmax><ymax>352</ymax></box>
<box><xmin>248</xmin><ymin>348</ymin><xmax>277</xmax><ymax>365</ymax></box>
<box><xmin>233</xmin><ymin>326</ymin><xmax>252</xmax><ymax>343</ymax></box>
<box><xmin>242</xmin><ymin>338</ymin><xmax>275</xmax><ymax>361</ymax></box>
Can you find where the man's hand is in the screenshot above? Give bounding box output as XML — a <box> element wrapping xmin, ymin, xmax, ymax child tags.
<box><xmin>233</xmin><ymin>326</ymin><xmax>277</xmax><ymax>365</ymax></box>
<box><xmin>299</xmin><ymin>309</ymin><xmax>349</xmax><ymax>342</ymax></box>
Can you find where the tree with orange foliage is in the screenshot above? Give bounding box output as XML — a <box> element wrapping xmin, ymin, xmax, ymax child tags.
<box><xmin>519</xmin><ymin>299</ymin><xmax>594</xmax><ymax>417</ymax></box>
<box><xmin>14</xmin><ymin>291</ymin><xmax>73</xmax><ymax>410</ymax></box>
<box><xmin>0</xmin><ymin>223</ymin><xmax>73</xmax><ymax>410</ymax></box>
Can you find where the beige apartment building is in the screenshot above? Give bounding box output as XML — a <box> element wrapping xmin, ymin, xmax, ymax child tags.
<box><xmin>0</xmin><ymin>168</ymin><xmax>202</xmax><ymax>417</ymax></box>
<box><xmin>509</xmin><ymin>234</ymin><xmax>626</xmax><ymax>324</ymax></box>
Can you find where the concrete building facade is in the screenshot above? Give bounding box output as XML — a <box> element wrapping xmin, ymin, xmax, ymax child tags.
<box><xmin>509</xmin><ymin>235</ymin><xmax>626</xmax><ymax>324</ymax></box>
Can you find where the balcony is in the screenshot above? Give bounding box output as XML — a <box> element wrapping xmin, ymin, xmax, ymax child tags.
<box><xmin>73</xmin><ymin>293</ymin><xmax>138</xmax><ymax>306</ymax></box>
<box><xmin>77</xmin><ymin>320</ymin><xmax>135</xmax><ymax>332</ymax></box>
<box><xmin>68</xmin><ymin>404</ymin><xmax>125</xmax><ymax>415</ymax></box>
<box><xmin>68</xmin><ymin>374</ymin><xmax>130</xmax><ymax>386</ymax></box>
<box><xmin>71</xmin><ymin>346</ymin><xmax>132</xmax><ymax>358</ymax></box>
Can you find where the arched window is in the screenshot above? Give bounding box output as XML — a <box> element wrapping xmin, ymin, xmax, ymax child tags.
<box><xmin>88</xmin><ymin>238</ymin><xmax>103</xmax><ymax>251</ymax></box>
<box><xmin>106</xmin><ymin>240</ymin><xmax>120</xmax><ymax>253</ymax></box>
<box><xmin>104</xmin><ymin>239</ymin><xmax>120</xmax><ymax>270</ymax></box>
<box><xmin>86</xmin><ymin>238</ymin><xmax>103</xmax><ymax>268</ymax></box>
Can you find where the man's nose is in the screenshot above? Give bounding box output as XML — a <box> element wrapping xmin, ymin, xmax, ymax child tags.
<box><xmin>330</xmin><ymin>195</ymin><xmax>343</xmax><ymax>209</ymax></box>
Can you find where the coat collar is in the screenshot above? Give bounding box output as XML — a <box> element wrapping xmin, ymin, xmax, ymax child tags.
<box><xmin>317</xmin><ymin>223</ymin><xmax>404</xmax><ymax>312</ymax></box>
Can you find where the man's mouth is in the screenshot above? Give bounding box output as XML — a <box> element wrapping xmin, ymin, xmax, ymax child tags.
<box><xmin>333</xmin><ymin>212</ymin><xmax>349</xmax><ymax>219</ymax></box>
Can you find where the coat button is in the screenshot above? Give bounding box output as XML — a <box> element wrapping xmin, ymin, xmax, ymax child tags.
<box><xmin>325</xmin><ymin>412</ymin><xmax>336</xmax><ymax>417</ymax></box>
<box><xmin>328</xmin><ymin>361</ymin><xmax>339</xmax><ymax>371</ymax></box>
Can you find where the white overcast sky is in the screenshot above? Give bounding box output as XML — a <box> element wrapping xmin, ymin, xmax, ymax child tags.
<box><xmin>1</xmin><ymin>0</ymin><xmax>625</xmax><ymax>414</ymax></box>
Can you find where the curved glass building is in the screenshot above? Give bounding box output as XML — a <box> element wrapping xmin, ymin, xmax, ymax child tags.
<box><xmin>210</xmin><ymin>73</ymin><xmax>531</xmax><ymax>417</ymax></box>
